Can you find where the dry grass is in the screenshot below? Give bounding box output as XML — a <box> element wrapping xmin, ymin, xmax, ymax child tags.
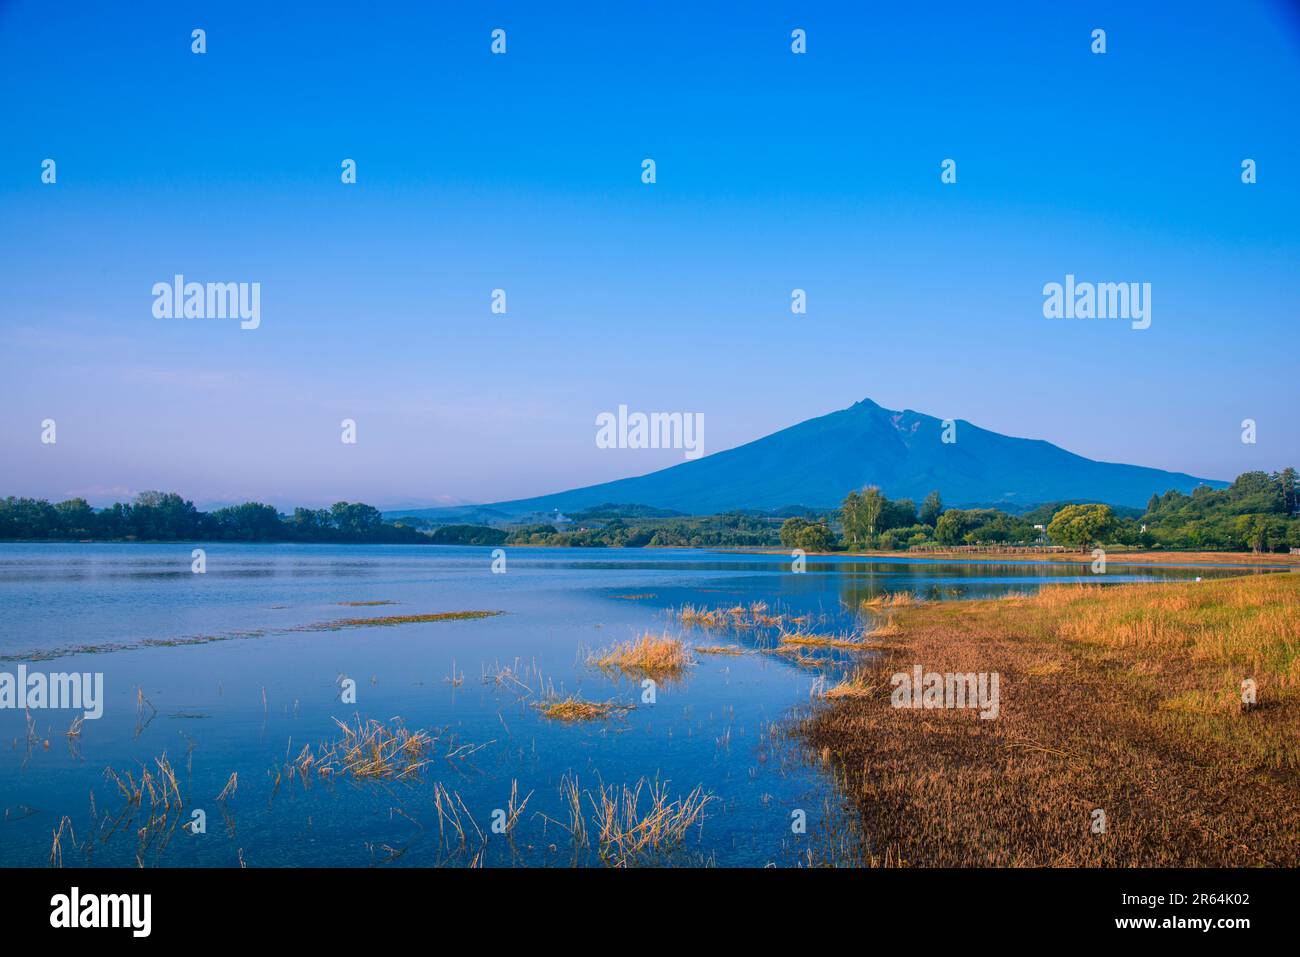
<box><xmin>823</xmin><ymin>666</ymin><xmax>892</xmax><ymax>699</ymax></box>
<box><xmin>560</xmin><ymin>773</ymin><xmax>588</xmax><ymax>848</ymax></box>
<box><xmin>306</xmin><ymin>716</ymin><xmax>435</xmax><ymax>780</ymax></box>
<box><xmin>215</xmin><ymin>772</ymin><xmax>238</xmax><ymax>801</ymax></box>
<box><xmin>432</xmin><ymin>782</ymin><xmax>483</xmax><ymax>847</ymax></box>
<box><xmin>770</xmin><ymin>645</ymin><xmax>824</xmax><ymax>669</ymax></box>
<box><xmin>780</xmin><ymin>631</ymin><xmax>867</xmax><ymax>650</ymax></box>
<box><xmin>48</xmin><ymin>816</ymin><xmax>77</xmax><ymax>868</ymax></box>
<box><xmin>680</xmin><ymin>601</ymin><xmax>787</xmax><ymax>630</ymax></box>
<box><xmin>532</xmin><ymin>773</ymin><xmax>716</xmax><ymax>866</ymax></box>
<box><xmin>861</xmin><ymin>591</ymin><xmax>923</xmax><ymax>609</ymax></box>
<box><xmin>533</xmin><ymin>696</ymin><xmax>629</xmax><ymax>722</ymax></box>
<box><xmin>92</xmin><ymin>752</ymin><xmax>188</xmax><ymax>865</ymax></box>
<box><xmin>587</xmin><ymin>633</ymin><xmax>694</xmax><ymax>679</ymax></box>
<box><xmin>694</xmin><ymin>645</ymin><xmax>746</xmax><ymax>656</ymax></box>
<box><xmin>805</xmin><ymin>571</ymin><xmax>1300</xmax><ymax>865</ymax></box>
<box><xmin>862</xmin><ymin>620</ymin><xmax>903</xmax><ymax>639</ymax></box>
<box><xmin>679</xmin><ymin>604</ymin><xmax>731</xmax><ymax>628</ymax></box>
<box><xmin>586</xmin><ymin>777</ymin><xmax>716</xmax><ymax>867</ymax></box>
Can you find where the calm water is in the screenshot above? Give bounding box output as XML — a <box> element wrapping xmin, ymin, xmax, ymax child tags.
<box><xmin>0</xmin><ymin>543</ymin><xmax>1253</xmax><ymax>867</ymax></box>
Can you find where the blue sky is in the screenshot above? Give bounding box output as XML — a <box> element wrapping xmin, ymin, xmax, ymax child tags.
<box><xmin>2</xmin><ymin>0</ymin><xmax>1297</xmax><ymax>509</ymax></box>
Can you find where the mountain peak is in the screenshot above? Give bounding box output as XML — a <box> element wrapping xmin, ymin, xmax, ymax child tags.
<box><xmin>415</xmin><ymin>399</ymin><xmax>1225</xmax><ymax>518</ymax></box>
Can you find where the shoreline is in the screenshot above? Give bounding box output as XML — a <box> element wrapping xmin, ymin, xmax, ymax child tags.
<box><xmin>803</xmin><ymin>573</ymin><xmax>1300</xmax><ymax>865</ymax></box>
<box><xmin>4</xmin><ymin>538</ymin><xmax>1298</xmax><ymax>570</ymax></box>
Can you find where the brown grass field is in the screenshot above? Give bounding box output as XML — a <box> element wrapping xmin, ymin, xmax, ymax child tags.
<box><xmin>804</xmin><ymin>571</ymin><xmax>1300</xmax><ymax>866</ymax></box>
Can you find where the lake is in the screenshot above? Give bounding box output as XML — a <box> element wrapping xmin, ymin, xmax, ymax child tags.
<box><xmin>0</xmin><ymin>543</ymin><xmax>1254</xmax><ymax>867</ymax></box>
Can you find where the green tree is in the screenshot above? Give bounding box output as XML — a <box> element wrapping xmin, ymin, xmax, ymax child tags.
<box><xmin>1280</xmin><ymin>467</ymin><xmax>1298</xmax><ymax>516</ymax></box>
<box><xmin>54</xmin><ymin>498</ymin><xmax>96</xmax><ymax>537</ymax></box>
<box><xmin>779</xmin><ymin>517</ymin><xmax>810</xmax><ymax>548</ymax></box>
<box><xmin>129</xmin><ymin>491</ymin><xmax>201</xmax><ymax>539</ymax></box>
<box><xmin>860</xmin><ymin>486</ymin><xmax>884</xmax><ymax>544</ymax></box>
<box><xmin>839</xmin><ymin>490</ymin><xmax>864</xmax><ymax>547</ymax></box>
<box><xmin>794</xmin><ymin>522</ymin><xmax>836</xmax><ymax>552</ymax></box>
<box><xmin>290</xmin><ymin>507</ymin><xmax>333</xmax><ymax>539</ymax></box>
<box><xmin>1238</xmin><ymin>513</ymin><xmax>1286</xmax><ymax>553</ymax></box>
<box><xmin>330</xmin><ymin>502</ymin><xmax>384</xmax><ymax>539</ymax></box>
<box><xmin>880</xmin><ymin>497</ymin><xmax>918</xmax><ymax>530</ymax></box>
<box><xmin>934</xmin><ymin>509</ymin><xmax>969</xmax><ymax>546</ymax></box>
<box><xmin>919</xmin><ymin>490</ymin><xmax>943</xmax><ymax>527</ymax></box>
<box><xmin>1046</xmin><ymin>504</ymin><xmax>1116</xmax><ymax>552</ymax></box>
<box><xmin>210</xmin><ymin>502</ymin><xmax>284</xmax><ymax>540</ymax></box>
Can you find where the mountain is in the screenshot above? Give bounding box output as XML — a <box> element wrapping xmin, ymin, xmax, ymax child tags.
<box><xmin>394</xmin><ymin>398</ymin><xmax>1224</xmax><ymax>520</ymax></box>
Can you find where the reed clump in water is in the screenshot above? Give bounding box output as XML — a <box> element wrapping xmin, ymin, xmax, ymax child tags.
<box><xmin>49</xmin><ymin>816</ymin><xmax>77</xmax><ymax>868</ymax></box>
<box><xmin>93</xmin><ymin>752</ymin><xmax>188</xmax><ymax>865</ymax></box>
<box><xmin>533</xmin><ymin>696</ymin><xmax>629</xmax><ymax>722</ymax></box>
<box><xmin>308</xmin><ymin>716</ymin><xmax>435</xmax><ymax>780</ymax></box>
<box><xmin>770</xmin><ymin>645</ymin><xmax>824</xmax><ymax>670</ymax></box>
<box><xmin>680</xmin><ymin>601</ymin><xmax>787</xmax><ymax>630</ymax></box>
<box><xmin>586</xmin><ymin>777</ymin><xmax>716</xmax><ymax>867</ymax></box>
<box><xmin>678</xmin><ymin>604</ymin><xmax>730</xmax><ymax>628</ymax></box>
<box><xmin>588</xmin><ymin>633</ymin><xmax>694</xmax><ymax>679</ymax></box>
<box><xmin>779</xmin><ymin>630</ymin><xmax>867</xmax><ymax>650</ymax></box>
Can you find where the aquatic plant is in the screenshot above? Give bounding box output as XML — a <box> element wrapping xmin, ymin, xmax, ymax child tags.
<box><xmin>317</xmin><ymin>610</ymin><xmax>503</xmax><ymax>630</ymax></box>
<box><xmin>587</xmin><ymin>633</ymin><xmax>694</xmax><ymax>679</ymax></box>
<box><xmin>309</xmin><ymin>716</ymin><xmax>435</xmax><ymax>780</ymax></box>
<box><xmin>533</xmin><ymin>696</ymin><xmax>629</xmax><ymax>722</ymax></box>
<box><xmin>586</xmin><ymin>777</ymin><xmax>715</xmax><ymax>867</ymax></box>
<box><xmin>779</xmin><ymin>631</ymin><xmax>866</xmax><ymax>650</ymax></box>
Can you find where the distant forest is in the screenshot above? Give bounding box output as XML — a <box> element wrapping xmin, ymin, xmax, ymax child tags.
<box><xmin>0</xmin><ymin>493</ymin><xmax>426</xmax><ymax>544</ymax></box>
<box><xmin>2</xmin><ymin>468</ymin><xmax>1297</xmax><ymax>553</ymax></box>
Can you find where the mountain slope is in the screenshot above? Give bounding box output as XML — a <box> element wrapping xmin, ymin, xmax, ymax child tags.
<box><xmin>401</xmin><ymin>398</ymin><xmax>1222</xmax><ymax>518</ymax></box>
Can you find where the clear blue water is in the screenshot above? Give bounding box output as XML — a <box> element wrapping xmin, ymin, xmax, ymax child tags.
<box><xmin>0</xmin><ymin>543</ymin><xmax>1255</xmax><ymax>867</ymax></box>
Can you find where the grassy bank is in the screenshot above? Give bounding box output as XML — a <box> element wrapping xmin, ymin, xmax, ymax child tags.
<box><xmin>887</xmin><ymin>548</ymin><xmax>1300</xmax><ymax>567</ymax></box>
<box><xmin>804</xmin><ymin>572</ymin><xmax>1300</xmax><ymax>865</ymax></box>
<box><xmin>755</xmin><ymin>546</ymin><xmax>1300</xmax><ymax>567</ymax></box>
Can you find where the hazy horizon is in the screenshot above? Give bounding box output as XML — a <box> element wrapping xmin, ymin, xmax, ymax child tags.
<box><xmin>3</xmin><ymin>0</ymin><xmax>1298</xmax><ymax>511</ymax></box>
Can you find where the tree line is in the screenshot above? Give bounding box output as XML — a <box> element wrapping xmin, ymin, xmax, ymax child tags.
<box><xmin>497</xmin><ymin>511</ymin><xmax>777</xmax><ymax>548</ymax></box>
<box><xmin>779</xmin><ymin>468</ymin><xmax>1300</xmax><ymax>554</ymax></box>
<box><xmin>0</xmin><ymin>491</ymin><xmax>428</xmax><ymax>544</ymax></box>
<box><xmin>4</xmin><ymin>468</ymin><xmax>1296</xmax><ymax>553</ymax></box>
